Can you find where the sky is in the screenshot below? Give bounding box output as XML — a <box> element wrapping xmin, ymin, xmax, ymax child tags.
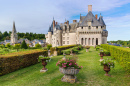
<box><xmin>0</xmin><ymin>0</ymin><xmax>130</xmax><ymax>41</ymax></box>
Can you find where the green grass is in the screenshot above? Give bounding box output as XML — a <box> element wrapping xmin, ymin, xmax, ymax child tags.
<box><xmin>0</xmin><ymin>47</ymin><xmax>130</xmax><ymax>86</ymax></box>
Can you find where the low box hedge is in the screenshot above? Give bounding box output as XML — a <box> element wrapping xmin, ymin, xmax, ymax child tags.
<box><xmin>0</xmin><ymin>49</ymin><xmax>48</xmax><ymax>76</ymax></box>
<box><xmin>101</xmin><ymin>44</ymin><xmax>130</xmax><ymax>73</ymax></box>
<box><xmin>50</xmin><ymin>45</ymin><xmax>77</xmax><ymax>55</ymax></box>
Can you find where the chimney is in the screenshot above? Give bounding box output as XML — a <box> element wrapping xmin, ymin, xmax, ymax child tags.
<box><xmin>73</xmin><ymin>20</ymin><xmax>77</xmax><ymax>23</ymax></box>
<box><xmin>53</xmin><ymin>20</ymin><xmax>55</xmax><ymax>29</ymax></box>
<box><xmin>95</xmin><ymin>14</ymin><xmax>98</xmax><ymax>19</ymax></box>
<box><xmin>88</xmin><ymin>5</ymin><xmax>92</xmax><ymax>12</ymax></box>
<box><xmin>56</xmin><ymin>22</ymin><xmax>58</xmax><ymax>25</ymax></box>
<box><xmin>67</xmin><ymin>21</ymin><xmax>69</xmax><ymax>26</ymax></box>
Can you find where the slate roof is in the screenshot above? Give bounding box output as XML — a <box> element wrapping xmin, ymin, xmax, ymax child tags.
<box><xmin>48</xmin><ymin>22</ymin><xmax>62</xmax><ymax>33</ymax></box>
<box><xmin>98</xmin><ymin>16</ymin><xmax>106</xmax><ymax>26</ymax></box>
<box><xmin>79</xmin><ymin>11</ymin><xmax>105</xmax><ymax>27</ymax></box>
<box><xmin>12</xmin><ymin>22</ymin><xmax>17</xmax><ymax>33</ymax></box>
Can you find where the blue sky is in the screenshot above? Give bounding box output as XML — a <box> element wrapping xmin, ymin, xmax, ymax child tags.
<box><xmin>0</xmin><ymin>0</ymin><xmax>130</xmax><ymax>41</ymax></box>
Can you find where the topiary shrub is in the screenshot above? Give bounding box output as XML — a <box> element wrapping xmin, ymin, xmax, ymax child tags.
<box><xmin>47</xmin><ymin>44</ymin><xmax>52</xmax><ymax>50</ymax></box>
<box><xmin>21</xmin><ymin>40</ymin><xmax>28</xmax><ymax>49</ymax></box>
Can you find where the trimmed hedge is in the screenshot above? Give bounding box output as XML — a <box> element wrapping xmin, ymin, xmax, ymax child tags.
<box><xmin>0</xmin><ymin>49</ymin><xmax>48</xmax><ymax>76</ymax></box>
<box><xmin>50</xmin><ymin>45</ymin><xmax>77</xmax><ymax>55</ymax></box>
<box><xmin>62</xmin><ymin>46</ymin><xmax>83</xmax><ymax>55</ymax></box>
<box><xmin>101</xmin><ymin>44</ymin><xmax>130</xmax><ymax>73</ymax></box>
<box><xmin>96</xmin><ymin>46</ymin><xmax>110</xmax><ymax>56</ymax></box>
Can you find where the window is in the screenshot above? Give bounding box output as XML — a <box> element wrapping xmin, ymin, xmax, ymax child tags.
<box><xmin>63</xmin><ymin>37</ymin><xmax>65</xmax><ymax>40</ymax></box>
<box><xmin>67</xmin><ymin>37</ymin><xmax>69</xmax><ymax>40</ymax></box>
<box><xmin>63</xmin><ymin>33</ymin><xmax>65</xmax><ymax>36</ymax></box>
<box><xmin>101</xmin><ymin>26</ymin><xmax>103</xmax><ymax>28</ymax></box>
<box><xmin>96</xmin><ymin>26</ymin><xmax>98</xmax><ymax>29</ymax></box>
<box><xmin>63</xmin><ymin>41</ymin><xmax>65</xmax><ymax>44</ymax></box>
<box><xmin>89</xmin><ymin>26</ymin><xmax>91</xmax><ymax>29</ymax></box>
<box><xmin>81</xmin><ymin>27</ymin><xmax>83</xmax><ymax>29</ymax></box>
<box><xmin>67</xmin><ymin>41</ymin><xmax>69</xmax><ymax>44</ymax></box>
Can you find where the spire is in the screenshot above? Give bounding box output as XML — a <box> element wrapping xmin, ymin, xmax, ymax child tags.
<box><xmin>53</xmin><ymin>17</ymin><xmax>54</xmax><ymax>20</ymax></box>
<box><xmin>100</xmin><ymin>13</ymin><xmax>101</xmax><ymax>16</ymax></box>
<box><xmin>12</xmin><ymin>21</ymin><xmax>17</xmax><ymax>33</ymax></box>
<box><xmin>80</xmin><ymin>13</ymin><xmax>81</xmax><ymax>20</ymax></box>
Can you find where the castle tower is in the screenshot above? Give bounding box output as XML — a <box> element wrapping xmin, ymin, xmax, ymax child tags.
<box><xmin>11</xmin><ymin>22</ymin><xmax>18</xmax><ymax>44</ymax></box>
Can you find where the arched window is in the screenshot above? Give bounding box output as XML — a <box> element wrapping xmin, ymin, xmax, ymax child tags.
<box><xmin>89</xmin><ymin>26</ymin><xmax>91</xmax><ymax>29</ymax></box>
<box><xmin>92</xmin><ymin>38</ymin><xmax>94</xmax><ymax>45</ymax></box>
<box><xmin>81</xmin><ymin>38</ymin><xmax>83</xmax><ymax>45</ymax></box>
<box><xmin>81</xmin><ymin>27</ymin><xmax>83</xmax><ymax>29</ymax></box>
<box><xmin>88</xmin><ymin>38</ymin><xmax>90</xmax><ymax>45</ymax></box>
<box><xmin>96</xmin><ymin>26</ymin><xmax>98</xmax><ymax>29</ymax></box>
<box><xmin>85</xmin><ymin>38</ymin><xmax>87</xmax><ymax>45</ymax></box>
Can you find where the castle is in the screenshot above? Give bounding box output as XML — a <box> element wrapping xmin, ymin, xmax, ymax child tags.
<box><xmin>46</xmin><ymin>5</ymin><xmax>108</xmax><ymax>47</ymax></box>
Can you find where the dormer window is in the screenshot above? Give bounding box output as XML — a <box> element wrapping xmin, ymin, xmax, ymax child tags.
<box><xmin>96</xmin><ymin>26</ymin><xmax>98</xmax><ymax>29</ymax></box>
<box><xmin>81</xmin><ymin>27</ymin><xmax>83</xmax><ymax>29</ymax></box>
<box><xmin>89</xmin><ymin>26</ymin><xmax>91</xmax><ymax>29</ymax></box>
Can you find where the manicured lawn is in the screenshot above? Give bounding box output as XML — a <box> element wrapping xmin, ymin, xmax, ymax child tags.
<box><xmin>0</xmin><ymin>47</ymin><xmax>129</xmax><ymax>86</ymax></box>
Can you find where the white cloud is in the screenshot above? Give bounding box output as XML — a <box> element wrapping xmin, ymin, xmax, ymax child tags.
<box><xmin>104</xmin><ymin>14</ymin><xmax>130</xmax><ymax>41</ymax></box>
<box><xmin>0</xmin><ymin>0</ymin><xmax>130</xmax><ymax>37</ymax></box>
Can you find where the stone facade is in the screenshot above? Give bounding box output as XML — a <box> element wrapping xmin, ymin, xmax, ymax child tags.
<box><xmin>11</xmin><ymin>22</ymin><xmax>18</xmax><ymax>44</ymax></box>
<box><xmin>46</xmin><ymin>5</ymin><xmax>108</xmax><ymax>47</ymax></box>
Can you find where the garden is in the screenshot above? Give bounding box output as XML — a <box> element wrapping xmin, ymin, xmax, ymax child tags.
<box><xmin>0</xmin><ymin>45</ymin><xmax>130</xmax><ymax>86</ymax></box>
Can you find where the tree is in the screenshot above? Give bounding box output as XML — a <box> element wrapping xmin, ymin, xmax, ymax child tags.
<box><xmin>14</xmin><ymin>44</ymin><xmax>21</xmax><ymax>51</ymax></box>
<box><xmin>3</xmin><ymin>31</ymin><xmax>9</xmax><ymax>37</ymax></box>
<box><xmin>5</xmin><ymin>36</ymin><xmax>10</xmax><ymax>40</ymax></box>
<box><xmin>21</xmin><ymin>40</ymin><xmax>28</xmax><ymax>49</ymax></box>
<box><xmin>35</xmin><ymin>43</ymin><xmax>42</xmax><ymax>48</ymax></box>
<box><xmin>47</xmin><ymin>44</ymin><xmax>52</xmax><ymax>50</ymax></box>
<box><xmin>0</xmin><ymin>44</ymin><xmax>5</xmax><ymax>49</ymax></box>
<box><xmin>5</xmin><ymin>43</ymin><xmax>11</xmax><ymax>48</ymax></box>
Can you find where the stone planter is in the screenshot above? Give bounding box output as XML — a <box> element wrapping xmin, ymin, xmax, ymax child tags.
<box><xmin>54</xmin><ymin>51</ymin><xmax>57</xmax><ymax>56</ymax></box>
<box><xmin>59</xmin><ymin>67</ymin><xmax>79</xmax><ymax>83</ymax></box>
<box><xmin>40</xmin><ymin>58</ymin><xmax>49</xmax><ymax>72</ymax></box>
<box><xmin>70</xmin><ymin>49</ymin><xmax>73</xmax><ymax>55</ymax></box>
<box><xmin>48</xmin><ymin>50</ymin><xmax>51</xmax><ymax>57</ymax></box>
<box><xmin>86</xmin><ymin>49</ymin><xmax>89</xmax><ymax>52</ymax></box>
<box><xmin>103</xmin><ymin>64</ymin><xmax>110</xmax><ymax>76</ymax></box>
<box><xmin>100</xmin><ymin>52</ymin><xmax>104</xmax><ymax>60</ymax></box>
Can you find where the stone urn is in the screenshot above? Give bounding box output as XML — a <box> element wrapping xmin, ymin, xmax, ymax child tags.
<box><xmin>70</xmin><ymin>49</ymin><xmax>73</xmax><ymax>55</ymax></box>
<box><xmin>48</xmin><ymin>50</ymin><xmax>51</xmax><ymax>57</ymax></box>
<box><xmin>59</xmin><ymin>67</ymin><xmax>79</xmax><ymax>83</ymax></box>
<box><xmin>40</xmin><ymin>58</ymin><xmax>49</xmax><ymax>72</ymax></box>
<box><xmin>103</xmin><ymin>64</ymin><xmax>110</xmax><ymax>76</ymax></box>
<box><xmin>100</xmin><ymin>52</ymin><xmax>104</xmax><ymax>60</ymax></box>
<box><xmin>77</xmin><ymin>47</ymin><xmax>80</xmax><ymax>50</ymax></box>
<box><xmin>86</xmin><ymin>49</ymin><xmax>89</xmax><ymax>52</ymax></box>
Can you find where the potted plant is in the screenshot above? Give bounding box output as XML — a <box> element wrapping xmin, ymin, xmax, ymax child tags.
<box><xmin>85</xmin><ymin>46</ymin><xmax>90</xmax><ymax>52</ymax></box>
<box><xmin>56</xmin><ymin>59</ymin><xmax>82</xmax><ymax>83</ymax></box>
<box><xmin>39</xmin><ymin>55</ymin><xmax>50</xmax><ymax>72</ymax></box>
<box><xmin>100</xmin><ymin>58</ymin><xmax>115</xmax><ymax>76</ymax></box>
<box><xmin>70</xmin><ymin>49</ymin><xmax>73</xmax><ymax>55</ymax></box>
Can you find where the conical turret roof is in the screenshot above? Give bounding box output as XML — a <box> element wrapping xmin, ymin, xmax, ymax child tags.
<box><xmin>98</xmin><ymin>16</ymin><xmax>106</xmax><ymax>26</ymax></box>
<box><xmin>12</xmin><ymin>21</ymin><xmax>17</xmax><ymax>33</ymax></box>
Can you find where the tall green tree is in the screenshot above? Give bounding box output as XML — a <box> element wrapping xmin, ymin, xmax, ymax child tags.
<box><xmin>21</xmin><ymin>40</ymin><xmax>28</xmax><ymax>49</ymax></box>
